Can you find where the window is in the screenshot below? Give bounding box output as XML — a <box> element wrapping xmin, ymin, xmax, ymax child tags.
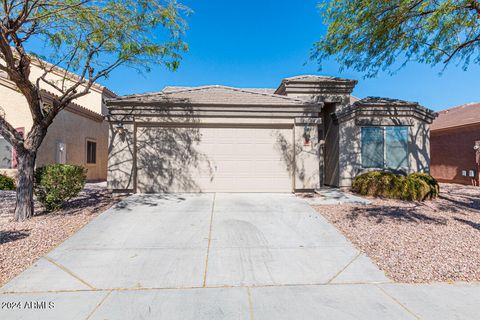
<box><xmin>361</xmin><ymin>127</ymin><xmax>408</xmax><ymax>170</ymax></box>
<box><xmin>0</xmin><ymin>137</ymin><xmax>12</xmax><ymax>169</ymax></box>
<box><xmin>86</xmin><ymin>140</ymin><xmax>97</xmax><ymax>164</ymax></box>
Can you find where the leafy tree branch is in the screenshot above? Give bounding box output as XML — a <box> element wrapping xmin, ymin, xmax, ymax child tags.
<box><xmin>313</xmin><ymin>0</ymin><xmax>480</xmax><ymax>77</ymax></box>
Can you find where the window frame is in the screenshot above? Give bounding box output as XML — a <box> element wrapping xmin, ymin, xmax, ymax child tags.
<box><xmin>361</xmin><ymin>126</ymin><xmax>410</xmax><ymax>171</ymax></box>
<box><xmin>86</xmin><ymin>139</ymin><xmax>97</xmax><ymax>165</ymax></box>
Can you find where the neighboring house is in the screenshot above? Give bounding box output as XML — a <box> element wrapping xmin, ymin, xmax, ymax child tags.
<box><xmin>430</xmin><ymin>103</ymin><xmax>480</xmax><ymax>186</ymax></box>
<box><xmin>106</xmin><ymin>75</ymin><xmax>436</xmax><ymax>193</ymax></box>
<box><xmin>0</xmin><ymin>59</ymin><xmax>116</xmax><ymax>181</ymax></box>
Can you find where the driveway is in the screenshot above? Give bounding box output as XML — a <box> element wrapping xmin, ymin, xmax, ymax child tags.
<box><xmin>1</xmin><ymin>193</ymin><xmax>479</xmax><ymax>319</ymax></box>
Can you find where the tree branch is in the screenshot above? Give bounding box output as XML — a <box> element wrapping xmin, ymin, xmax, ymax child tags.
<box><xmin>443</xmin><ymin>35</ymin><xmax>480</xmax><ymax>64</ymax></box>
<box><xmin>0</xmin><ymin>113</ymin><xmax>23</xmax><ymax>149</ymax></box>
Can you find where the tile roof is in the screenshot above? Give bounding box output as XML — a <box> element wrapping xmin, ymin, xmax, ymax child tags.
<box><xmin>163</xmin><ymin>86</ymin><xmax>277</xmax><ymax>94</ymax></box>
<box><xmin>352</xmin><ymin>97</ymin><xmax>436</xmax><ymax>116</ymax></box>
<box><xmin>241</xmin><ymin>88</ymin><xmax>276</xmax><ymax>94</ymax></box>
<box><xmin>108</xmin><ymin>85</ymin><xmax>317</xmax><ymax>106</ymax></box>
<box><xmin>335</xmin><ymin>96</ymin><xmax>437</xmax><ymax>123</ymax></box>
<box><xmin>431</xmin><ymin>102</ymin><xmax>480</xmax><ymax>131</ymax></box>
<box><xmin>353</xmin><ymin>97</ymin><xmax>420</xmax><ymax>107</ymax></box>
<box><xmin>282</xmin><ymin>75</ymin><xmax>357</xmax><ymax>83</ymax></box>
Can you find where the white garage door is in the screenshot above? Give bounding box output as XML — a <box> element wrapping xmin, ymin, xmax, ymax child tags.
<box><xmin>136</xmin><ymin>125</ymin><xmax>294</xmax><ymax>192</ymax></box>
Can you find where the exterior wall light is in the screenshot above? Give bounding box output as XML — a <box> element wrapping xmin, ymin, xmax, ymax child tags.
<box><xmin>115</xmin><ymin>122</ymin><xmax>125</xmax><ymax>135</ymax></box>
<box><xmin>303</xmin><ymin>124</ymin><xmax>312</xmax><ymax>145</ymax></box>
<box><xmin>115</xmin><ymin>122</ymin><xmax>128</xmax><ymax>142</ymax></box>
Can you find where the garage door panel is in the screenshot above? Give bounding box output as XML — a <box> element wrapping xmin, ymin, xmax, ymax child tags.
<box><xmin>136</xmin><ymin>126</ymin><xmax>293</xmax><ymax>193</ymax></box>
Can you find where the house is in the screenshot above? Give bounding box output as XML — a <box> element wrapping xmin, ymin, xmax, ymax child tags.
<box><xmin>0</xmin><ymin>59</ymin><xmax>116</xmax><ymax>181</ymax></box>
<box><xmin>106</xmin><ymin>75</ymin><xmax>437</xmax><ymax>193</ymax></box>
<box><xmin>430</xmin><ymin>103</ymin><xmax>480</xmax><ymax>186</ymax></box>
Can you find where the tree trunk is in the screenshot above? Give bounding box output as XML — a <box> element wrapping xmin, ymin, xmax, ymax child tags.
<box><xmin>14</xmin><ymin>151</ymin><xmax>36</xmax><ymax>221</ymax></box>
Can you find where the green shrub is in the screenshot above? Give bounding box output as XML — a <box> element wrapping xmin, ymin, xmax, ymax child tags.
<box><xmin>34</xmin><ymin>164</ymin><xmax>87</xmax><ymax>211</ymax></box>
<box><xmin>352</xmin><ymin>171</ymin><xmax>439</xmax><ymax>201</ymax></box>
<box><xmin>408</xmin><ymin>172</ymin><xmax>440</xmax><ymax>199</ymax></box>
<box><xmin>0</xmin><ymin>174</ymin><xmax>15</xmax><ymax>191</ymax></box>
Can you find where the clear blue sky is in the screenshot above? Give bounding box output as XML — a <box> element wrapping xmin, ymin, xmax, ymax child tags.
<box><xmin>100</xmin><ymin>0</ymin><xmax>479</xmax><ymax>111</ymax></box>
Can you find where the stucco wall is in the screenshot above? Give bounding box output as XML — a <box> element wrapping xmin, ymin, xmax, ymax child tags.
<box><xmin>0</xmin><ymin>76</ymin><xmax>109</xmax><ymax>181</ymax></box>
<box><xmin>293</xmin><ymin>121</ymin><xmax>321</xmax><ymax>190</ymax></box>
<box><xmin>0</xmin><ymin>82</ymin><xmax>34</xmax><ymax>131</ymax></box>
<box><xmin>107</xmin><ymin>123</ymin><xmax>135</xmax><ymax>191</ymax></box>
<box><xmin>430</xmin><ymin>125</ymin><xmax>480</xmax><ymax>185</ymax></box>
<box><xmin>337</xmin><ymin>116</ymin><xmax>432</xmax><ymax>187</ymax></box>
<box><xmin>36</xmin><ymin>110</ymin><xmax>108</xmax><ymax>181</ymax></box>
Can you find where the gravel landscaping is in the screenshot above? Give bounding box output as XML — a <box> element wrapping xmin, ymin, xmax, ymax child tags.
<box><xmin>313</xmin><ymin>183</ymin><xmax>480</xmax><ymax>283</ymax></box>
<box><xmin>0</xmin><ymin>183</ymin><xmax>122</xmax><ymax>287</ymax></box>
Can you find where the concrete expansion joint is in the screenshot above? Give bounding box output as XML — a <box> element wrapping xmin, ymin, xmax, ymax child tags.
<box><xmin>247</xmin><ymin>287</ymin><xmax>255</xmax><ymax>320</ymax></box>
<box><xmin>203</xmin><ymin>193</ymin><xmax>216</xmax><ymax>287</ymax></box>
<box><xmin>85</xmin><ymin>290</ymin><xmax>112</xmax><ymax>320</ymax></box>
<box><xmin>1</xmin><ymin>281</ymin><xmax>399</xmax><ymax>295</ymax></box>
<box><xmin>375</xmin><ymin>285</ymin><xmax>421</xmax><ymax>320</ymax></box>
<box><xmin>42</xmin><ymin>256</ymin><xmax>96</xmax><ymax>290</ymax></box>
<box><xmin>326</xmin><ymin>252</ymin><xmax>362</xmax><ymax>284</ymax></box>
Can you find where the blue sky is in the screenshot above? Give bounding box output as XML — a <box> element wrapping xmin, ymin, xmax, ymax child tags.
<box><xmin>100</xmin><ymin>0</ymin><xmax>478</xmax><ymax>111</ymax></box>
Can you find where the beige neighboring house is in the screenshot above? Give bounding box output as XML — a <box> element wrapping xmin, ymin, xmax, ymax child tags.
<box><xmin>0</xmin><ymin>59</ymin><xmax>116</xmax><ymax>181</ymax></box>
<box><xmin>106</xmin><ymin>75</ymin><xmax>437</xmax><ymax>193</ymax></box>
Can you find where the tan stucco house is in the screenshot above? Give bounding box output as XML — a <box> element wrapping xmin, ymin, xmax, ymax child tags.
<box><xmin>106</xmin><ymin>75</ymin><xmax>437</xmax><ymax>193</ymax></box>
<box><xmin>0</xmin><ymin>59</ymin><xmax>115</xmax><ymax>181</ymax></box>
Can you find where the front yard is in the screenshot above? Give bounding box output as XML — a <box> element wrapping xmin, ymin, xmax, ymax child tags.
<box><xmin>0</xmin><ymin>183</ymin><xmax>122</xmax><ymax>287</ymax></box>
<box><xmin>2</xmin><ymin>181</ymin><xmax>479</xmax><ymax>287</ymax></box>
<box><xmin>314</xmin><ymin>183</ymin><xmax>480</xmax><ymax>283</ymax></box>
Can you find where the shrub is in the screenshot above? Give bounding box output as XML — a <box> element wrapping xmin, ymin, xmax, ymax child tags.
<box><xmin>408</xmin><ymin>172</ymin><xmax>440</xmax><ymax>199</ymax></box>
<box><xmin>0</xmin><ymin>174</ymin><xmax>15</xmax><ymax>191</ymax></box>
<box><xmin>352</xmin><ymin>171</ymin><xmax>439</xmax><ymax>201</ymax></box>
<box><xmin>34</xmin><ymin>164</ymin><xmax>87</xmax><ymax>211</ymax></box>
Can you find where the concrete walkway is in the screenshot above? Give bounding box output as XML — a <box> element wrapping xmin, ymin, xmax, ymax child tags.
<box><xmin>306</xmin><ymin>188</ymin><xmax>372</xmax><ymax>205</ymax></box>
<box><xmin>1</xmin><ymin>193</ymin><xmax>478</xmax><ymax>319</ymax></box>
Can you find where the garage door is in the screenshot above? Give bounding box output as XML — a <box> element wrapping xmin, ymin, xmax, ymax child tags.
<box><xmin>135</xmin><ymin>125</ymin><xmax>293</xmax><ymax>192</ymax></box>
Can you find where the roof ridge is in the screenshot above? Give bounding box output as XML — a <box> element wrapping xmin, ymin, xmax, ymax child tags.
<box><xmin>223</xmin><ymin>86</ymin><xmax>311</xmax><ymax>103</ymax></box>
<box><xmin>439</xmin><ymin>102</ymin><xmax>480</xmax><ymax>113</ymax></box>
<box><xmin>160</xmin><ymin>85</ymin><xmax>313</xmax><ymax>104</ymax></box>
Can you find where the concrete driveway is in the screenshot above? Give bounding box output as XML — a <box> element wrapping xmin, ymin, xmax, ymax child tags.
<box><xmin>1</xmin><ymin>193</ymin><xmax>479</xmax><ymax>319</ymax></box>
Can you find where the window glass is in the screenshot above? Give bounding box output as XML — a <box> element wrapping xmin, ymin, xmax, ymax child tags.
<box><xmin>361</xmin><ymin>127</ymin><xmax>384</xmax><ymax>168</ymax></box>
<box><xmin>0</xmin><ymin>137</ymin><xmax>12</xmax><ymax>169</ymax></box>
<box><xmin>386</xmin><ymin>127</ymin><xmax>408</xmax><ymax>170</ymax></box>
<box><xmin>87</xmin><ymin>141</ymin><xmax>97</xmax><ymax>164</ymax></box>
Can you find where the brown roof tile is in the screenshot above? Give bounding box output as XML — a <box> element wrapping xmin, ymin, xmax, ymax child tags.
<box><xmin>431</xmin><ymin>103</ymin><xmax>480</xmax><ymax>131</ymax></box>
<box><xmin>108</xmin><ymin>85</ymin><xmax>316</xmax><ymax>106</ymax></box>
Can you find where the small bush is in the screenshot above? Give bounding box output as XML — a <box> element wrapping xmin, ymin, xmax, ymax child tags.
<box><xmin>0</xmin><ymin>174</ymin><xmax>15</xmax><ymax>190</ymax></box>
<box><xmin>408</xmin><ymin>172</ymin><xmax>440</xmax><ymax>199</ymax></box>
<box><xmin>352</xmin><ymin>171</ymin><xmax>439</xmax><ymax>201</ymax></box>
<box><xmin>34</xmin><ymin>164</ymin><xmax>87</xmax><ymax>211</ymax></box>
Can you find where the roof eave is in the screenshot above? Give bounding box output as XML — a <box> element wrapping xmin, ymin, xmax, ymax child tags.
<box><xmin>106</xmin><ymin>100</ymin><xmax>323</xmax><ymax>109</ymax></box>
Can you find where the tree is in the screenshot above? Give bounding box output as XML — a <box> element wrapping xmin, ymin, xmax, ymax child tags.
<box><xmin>312</xmin><ymin>0</ymin><xmax>480</xmax><ymax>77</ymax></box>
<box><xmin>0</xmin><ymin>0</ymin><xmax>188</xmax><ymax>221</ymax></box>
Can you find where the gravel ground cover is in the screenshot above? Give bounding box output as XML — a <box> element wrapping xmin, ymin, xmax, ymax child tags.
<box><xmin>313</xmin><ymin>183</ymin><xmax>480</xmax><ymax>283</ymax></box>
<box><xmin>0</xmin><ymin>183</ymin><xmax>123</xmax><ymax>287</ymax></box>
